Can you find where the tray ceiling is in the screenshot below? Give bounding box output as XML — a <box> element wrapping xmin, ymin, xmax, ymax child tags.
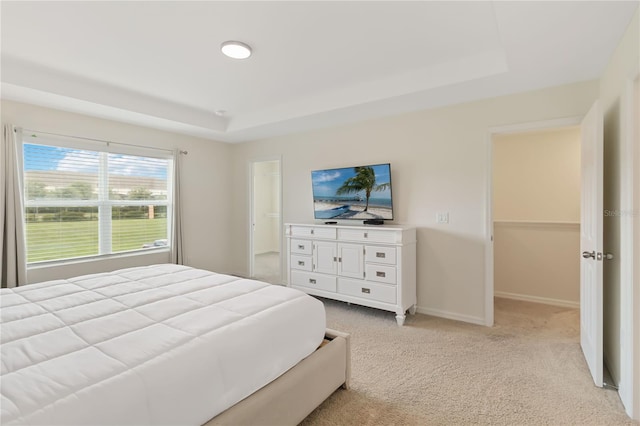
<box><xmin>1</xmin><ymin>1</ymin><xmax>637</xmax><ymax>143</ymax></box>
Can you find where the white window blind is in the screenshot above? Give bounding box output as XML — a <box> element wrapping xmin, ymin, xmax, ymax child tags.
<box><xmin>22</xmin><ymin>138</ymin><xmax>172</xmax><ymax>263</ymax></box>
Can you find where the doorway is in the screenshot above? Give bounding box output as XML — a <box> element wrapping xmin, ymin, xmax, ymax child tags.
<box><xmin>492</xmin><ymin>126</ymin><xmax>581</xmax><ymax>309</ymax></box>
<box><xmin>486</xmin><ymin>108</ymin><xmax>609</xmax><ymax>388</ymax></box>
<box><xmin>486</xmin><ymin>95</ymin><xmax>639</xmax><ymax>417</ymax></box>
<box><xmin>250</xmin><ymin>159</ymin><xmax>282</xmax><ymax>284</ymax></box>
<box><xmin>485</xmin><ymin>116</ymin><xmax>583</xmax><ymax>327</ymax></box>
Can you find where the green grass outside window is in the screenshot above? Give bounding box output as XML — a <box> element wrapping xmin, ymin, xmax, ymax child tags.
<box><xmin>26</xmin><ymin>218</ymin><xmax>168</xmax><ymax>263</ymax></box>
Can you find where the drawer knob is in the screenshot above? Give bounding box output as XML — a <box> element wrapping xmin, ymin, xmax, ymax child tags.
<box><xmin>298</xmin><ymin>261</ymin><xmax>305</xmax><ymax>266</ymax></box>
<box><xmin>309</xmin><ymin>279</ymin><xmax>317</xmax><ymax>284</ymax></box>
<box><xmin>376</xmin><ymin>252</ymin><xmax>385</xmax><ymax>258</ymax></box>
<box><xmin>376</xmin><ymin>271</ymin><xmax>386</xmax><ymax>277</ymax></box>
<box><xmin>298</xmin><ymin>244</ymin><xmax>305</xmax><ymax>250</ymax></box>
<box><xmin>361</xmin><ymin>287</ymin><xmax>370</xmax><ymax>294</ymax></box>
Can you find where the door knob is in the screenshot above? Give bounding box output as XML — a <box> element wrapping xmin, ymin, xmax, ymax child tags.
<box><xmin>582</xmin><ymin>251</ymin><xmax>596</xmax><ymax>259</ymax></box>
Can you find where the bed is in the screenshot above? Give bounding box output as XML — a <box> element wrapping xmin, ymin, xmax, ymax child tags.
<box><xmin>0</xmin><ymin>264</ymin><xmax>350</xmax><ymax>425</ymax></box>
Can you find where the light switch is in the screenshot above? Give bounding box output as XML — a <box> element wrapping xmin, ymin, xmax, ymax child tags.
<box><xmin>436</xmin><ymin>212</ymin><xmax>449</xmax><ymax>224</ymax></box>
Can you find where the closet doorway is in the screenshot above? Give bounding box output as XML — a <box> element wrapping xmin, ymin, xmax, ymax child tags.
<box><xmin>250</xmin><ymin>159</ymin><xmax>282</xmax><ymax>284</ymax></box>
<box><xmin>492</xmin><ymin>125</ymin><xmax>582</xmax><ymax>309</ymax></box>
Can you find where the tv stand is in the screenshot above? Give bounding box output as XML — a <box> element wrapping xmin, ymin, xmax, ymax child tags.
<box><xmin>285</xmin><ymin>223</ymin><xmax>417</xmax><ymax>326</ymax></box>
<box><xmin>363</xmin><ymin>219</ymin><xmax>384</xmax><ymax>225</ymax></box>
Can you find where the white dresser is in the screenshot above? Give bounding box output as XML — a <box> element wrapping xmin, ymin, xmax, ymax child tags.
<box><xmin>285</xmin><ymin>223</ymin><xmax>417</xmax><ymax>325</ymax></box>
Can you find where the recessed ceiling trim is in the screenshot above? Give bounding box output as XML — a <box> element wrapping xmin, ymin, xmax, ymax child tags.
<box><xmin>228</xmin><ymin>49</ymin><xmax>509</xmax><ymax>132</ymax></box>
<box><xmin>1</xmin><ymin>82</ymin><xmax>229</xmax><ymax>141</ymax></box>
<box><xmin>2</xmin><ymin>56</ymin><xmax>228</xmax><ymax>132</ymax></box>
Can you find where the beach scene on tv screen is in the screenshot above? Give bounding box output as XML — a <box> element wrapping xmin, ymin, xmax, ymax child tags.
<box><xmin>312</xmin><ymin>164</ymin><xmax>393</xmax><ymax>220</ymax></box>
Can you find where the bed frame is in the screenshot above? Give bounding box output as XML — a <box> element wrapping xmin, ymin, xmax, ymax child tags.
<box><xmin>205</xmin><ymin>328</ymin><xmax>351</xmax><ymax>426</ymax></box>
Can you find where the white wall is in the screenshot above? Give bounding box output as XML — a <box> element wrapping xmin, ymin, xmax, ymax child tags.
<box><xmin>1</xmin><ymin>100</ymin><xmax>234</xmax><ymax>283</ymax></box>
<box><xmin>493</xmin><ymin>128</ymin><xmax>581</xmax><ymax>222</ymax></box>
<box><xmin>598</xmin><ymin>8</ymin><xmax>640</xmax><ymax>419</ymax></box>
<box><xmin>493</xmin><ymin>128</ymin><xmax>581</xmax><ymax>307</ymax></box>
<box><xmin>494</xmin><ymin>222</ymin><xmax>579</xmax><ymax>306</ymax></box>
<box><xmin>230</xmin><ymin>80</ymin><xmax>598</xmax><ymax>324</ymax></box>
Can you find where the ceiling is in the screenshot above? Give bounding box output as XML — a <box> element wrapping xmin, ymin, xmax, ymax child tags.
<box><xmin>1</xmin><ymin>1</ymin><xmax>637</xmax><ymax>143</ymax></box>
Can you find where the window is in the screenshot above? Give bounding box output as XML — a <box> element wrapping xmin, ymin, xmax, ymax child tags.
<box><xmin>22</xmin><ymin>136</ymin><xmax>173</xmax><ymax>263</ymax></box>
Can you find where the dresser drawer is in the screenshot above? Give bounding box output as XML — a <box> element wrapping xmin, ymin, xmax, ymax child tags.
<box><xmin>365</xmin><ymin>264</ymin><xmax>396</xmax><ymax>284</ymax></box>
<box><xmin>290</xmin><ymin>255</ymin><xmax>312</xmax><ymax>271</ymax></box>
<box><xmin>337</xmin><ymin>228</ymin><xmax>397</xmax><ymax>243</ymax></box>
<box><xmin>365</xmin><ymin>246</ymin><xmax>396</xmax><ymax>265</ymax></box>
<box><xmin>291</xmin><ymin>271</ymin><xmax>337</xmax><ymax>292</ymax></box>
<box><xmin>291</xmin><ymin>239</ymin><xmax>312</xmax><ymax>255</ymax></box>
<box><xmin>290</xmin><ymin>226</ymin><xmax>337</xmax><ymax>239</ymax></box>
<box><xmin>338</xmin><ymin>279</ymin><xmax>396</xmax><ymax>304</ymax></box>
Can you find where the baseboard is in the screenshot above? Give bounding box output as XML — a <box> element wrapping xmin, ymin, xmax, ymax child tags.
<box><xmin>495</xmin><ymin>291</ymin><xmax>579</xmax><ymax>309</ymax></box>
<box><xmin>228</xmin><ymin>271</ymin><xmax>248</xmax><ymax>279</ymax></box>
<box><xmin>415</xmin><ymin>306</ymin><xmax>486</xmax><ymax>326</ymax></box>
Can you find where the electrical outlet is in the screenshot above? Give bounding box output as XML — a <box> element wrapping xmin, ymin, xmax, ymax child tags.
<box><xmin>436</xmin><ymin>212</ymin><xmax>449</xmax><ymax>224</ymax></box>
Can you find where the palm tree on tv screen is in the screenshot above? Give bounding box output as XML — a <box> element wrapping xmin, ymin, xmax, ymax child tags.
<box><xmin>336</xmin><ymin>166</ymin><xmax>389</xmax><ymax>212</ymax></box>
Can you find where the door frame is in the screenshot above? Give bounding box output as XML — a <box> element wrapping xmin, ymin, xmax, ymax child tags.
<box><xmin>633</xmin><ymin>72</ymin><xmax>640</xmax><ymax>422</ymax></box>
<box><xmin>484</xmin><ymin>98</ymin><xmax>640</xmax><ymax>417</ymax></box>
<box><xmin>619</xmin><ymin>72</ymin><xmax>640</xmax><ymax>419</ymax></box>
<box><xmin>634</xmin><ymin>72</ymin><xmax>640</xmax><ymax>421</ymax></box>
<box><xmin>484</xmin><ymin>116</ymin><xmax>583</xmax><ymax>326</ymax></box>
<box><xmin>248</xmin><ymin>156</ymin><xmax>283</xmax><ymax>282</ymax></box>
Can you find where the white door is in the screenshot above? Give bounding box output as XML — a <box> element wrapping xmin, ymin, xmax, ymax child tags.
<box><xmin>313</xmin><ymin>241</ymin><xmax>337</xmax><ymax>275</ymax></box>
<box><xmin>338</xmin><ymin>243</ymin><xmax>364</xmax><ymax>279</ymax></box>
<box><xmin>580</xmin><ymin>100</ymin><xmax>604</xmax><ymax>387</ymax></box>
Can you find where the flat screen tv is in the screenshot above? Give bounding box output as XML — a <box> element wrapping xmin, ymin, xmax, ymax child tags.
<box><xmin>311</xmin><ymin>163</ymin><xmax>394</xmax><ymax>221</ymax></box>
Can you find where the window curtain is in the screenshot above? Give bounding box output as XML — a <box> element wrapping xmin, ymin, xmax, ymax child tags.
<box><xmin>1</xmin><ymin>125</ymin><xmax>27</xmax><ymax>287</ymax></box>
<box><xmin>170</xmin><ymin>149</ymin><xmax>184</xmax><ymax>265</ymax></box>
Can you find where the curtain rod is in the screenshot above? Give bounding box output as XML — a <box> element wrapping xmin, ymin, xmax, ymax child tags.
<box><xmin>20</xmin><ymin>128</ymin><xmax>188</xmax><ymax>155</ymax></box>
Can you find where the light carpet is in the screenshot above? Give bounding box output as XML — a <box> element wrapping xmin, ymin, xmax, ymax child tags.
<box><xmin>253</xmin><ymin>252</ymin><xmax>281</xmax><ymax>285</ymax></box>
<box><xmin>301</xmin><ymin>297</ymin><xmax>636</xmax><ymax>425</ymax></box>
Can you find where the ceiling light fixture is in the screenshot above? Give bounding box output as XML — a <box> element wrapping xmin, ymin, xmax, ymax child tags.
<box><xmin>221</xmin><ymin>41</ymin><xmax>252</xmax><ymax>59</ymax></box>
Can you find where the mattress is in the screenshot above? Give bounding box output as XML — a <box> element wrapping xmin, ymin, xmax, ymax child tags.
<box><xmin>0</xmin><ymin>264</ymin><xmax>326</xmax><ymax>425</ymax></box>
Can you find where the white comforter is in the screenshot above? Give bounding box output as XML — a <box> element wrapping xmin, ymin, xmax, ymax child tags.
<box><xmin>0</xmin><ymin>264</ymin><xmax>326</xmax><ymax>425</ymax></box>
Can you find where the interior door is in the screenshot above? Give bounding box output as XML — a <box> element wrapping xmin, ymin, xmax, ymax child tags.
<box><xmin>580</xmin><ymin>100</ymin><xmax>604</xmax><ymax>387</ymax></box>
